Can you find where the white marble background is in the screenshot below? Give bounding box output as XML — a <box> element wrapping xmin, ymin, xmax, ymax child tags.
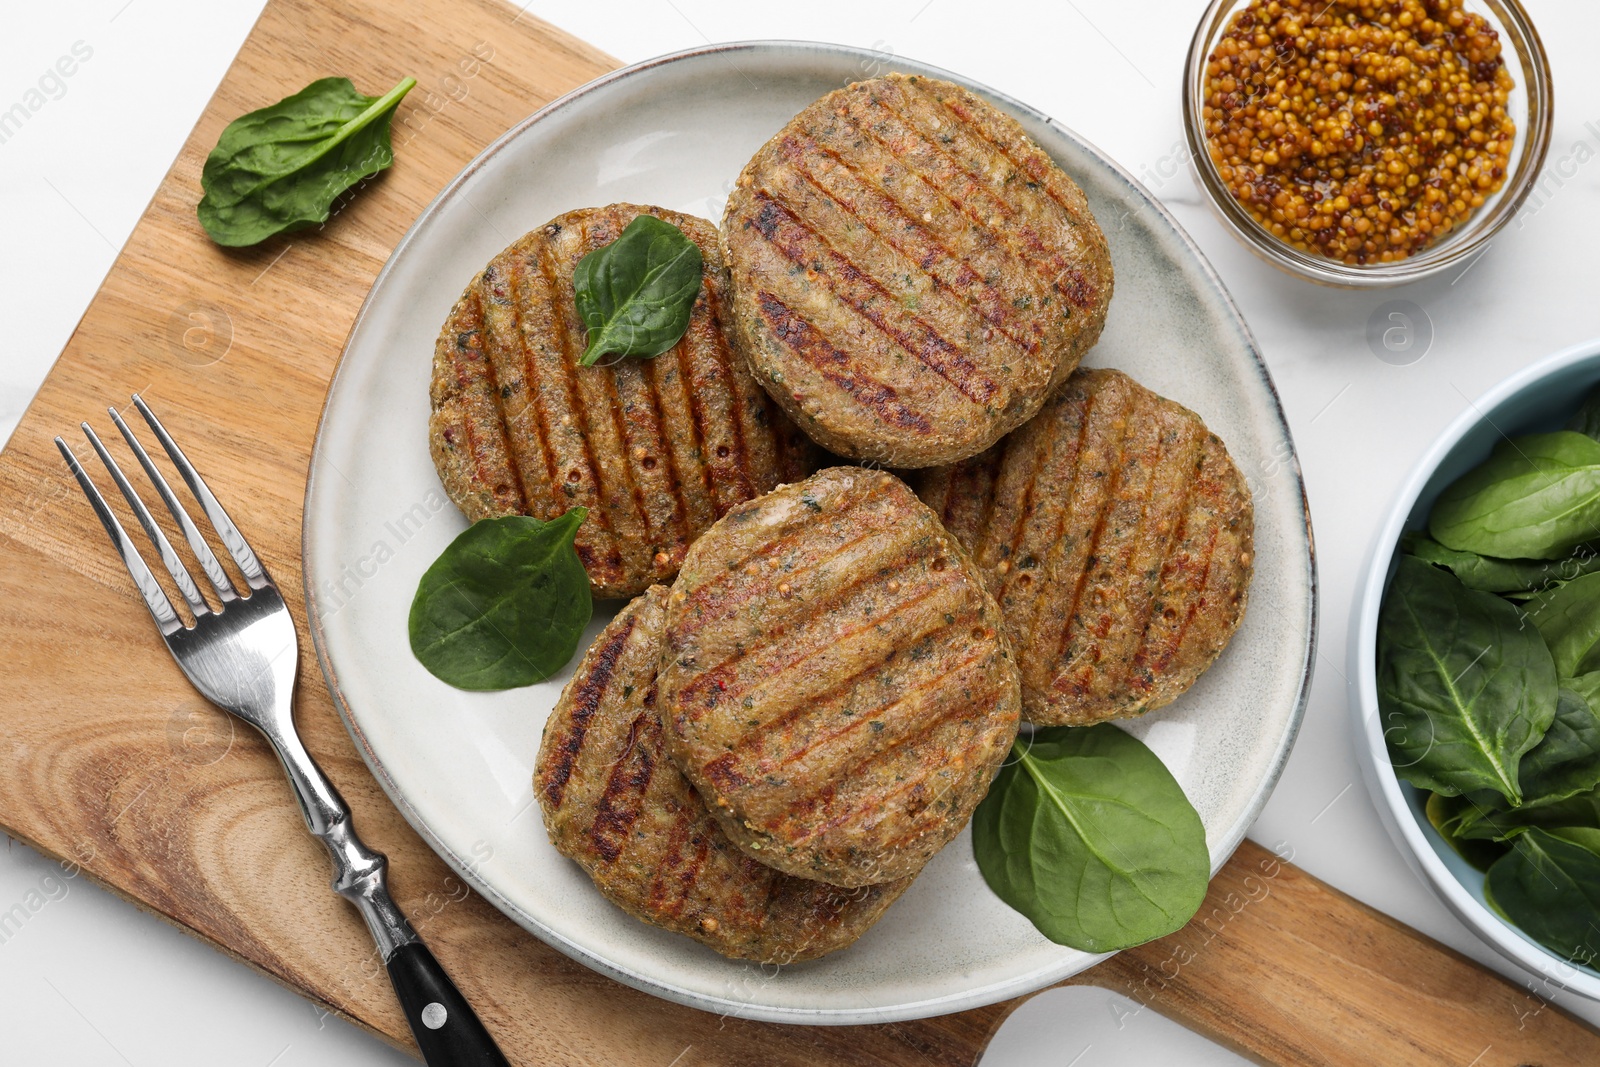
<box><xmin>3</xmin><ymin>1</ymin><xmax>1597</xmax><ymax>1063</ymax></box>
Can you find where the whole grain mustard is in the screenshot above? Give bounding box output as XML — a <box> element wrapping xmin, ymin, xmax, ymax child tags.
<box><xmin>1203</xmin><ymin>0</ymin><xmax>1516</xmax><ymax>264</ymax></box>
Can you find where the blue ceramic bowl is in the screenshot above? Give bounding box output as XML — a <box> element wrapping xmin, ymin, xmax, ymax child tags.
<box><xmin>1351</xmin><ymin>336</ymin><xmax>1600</xmax><ymax>1000</ymax></box>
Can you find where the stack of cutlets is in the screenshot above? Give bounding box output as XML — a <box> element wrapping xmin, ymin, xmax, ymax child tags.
<box><xmin>433</xmin><ymin>74</ymin><xmax>1254</xmax><ymax>962</ymax></box>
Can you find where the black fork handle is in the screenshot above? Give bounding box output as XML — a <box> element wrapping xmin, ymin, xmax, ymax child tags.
<box><xmin>387</xmin><ymin>942</ymin><xmax>512</xmax><ymax>1067</ymax></box>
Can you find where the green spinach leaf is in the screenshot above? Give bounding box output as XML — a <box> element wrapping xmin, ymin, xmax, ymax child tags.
<box><xmin>1430</xmin><ymin>432</ymin><xmax>1600</xmax><ymax>560</ymax></box>
<box><xmin>574</xmin><ymin>214</ymin><xmax>703</xmax><ymax>366</ymax></box>
<box><xmin>408</xmin><ymin>510</ymin><xmax>592</xmax><ymax>691</ymax></box>
<box><xmin>1456</xmin><ymin>784</ymin><xmax>1600</xmax><ymax>841</ymax></box>
<box><xmin>1484</xmin><ymin>828</ymin><xmax>1600</xmax><ymax>965</ymax></box>
<box><xmin>1525</xmin><ymin>572</ymin><xmax>1600</xmax><ymax>678</ymax></box>
<box><xmin>1566</xmin><ymin>386</ymin><xmax>1600</xmax><ymax>441</ymax></box>
<box><xmin>1567</xmin><ymin>669</ymin><xmax>1600</xmax><ymax>708</ymax></box>
<box><xmin>1377</xmin><ymin>556</ymin><xmax>1556</xmax><ymax>801</ymax></box>
<box><xmin>1517</xmin><ymin>688</ymin><xmax>1600</xmax><ymax>802</ymax></box>
<box><xmin>198</xmin><ymin>76</ymin><xmax>416</xmax><ymax>247</ymax></box>
<box><xmin>1402</xmin><ymin>532</ymin><xmax>1600</xmax><ymax>593</ymax></box>
<box><xmin>971</xmin><ymin>724</ymin><xmax>1209</xmax><ymax>953</ymax></box>
<box><xmin>1439</xmin><ymin>690</ymin><xmax>1600</xmax><ymax>839</ymax></box>
<box><xmin>1425</xmin><ymin>792</ymin><xmax>1510</xmax><ymax>871</ymax></box>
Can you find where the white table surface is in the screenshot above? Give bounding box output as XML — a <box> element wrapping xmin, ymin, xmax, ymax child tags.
<box><xmin>4</xmin><ymin>1</ymin><xmax>1598</xmax><ymax>1063</ymax></box>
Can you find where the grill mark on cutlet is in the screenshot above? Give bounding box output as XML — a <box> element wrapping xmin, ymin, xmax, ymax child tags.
<box><xmin>750</xmin><ymin>195</ymin><xmax>997</xmax><ymax>405</ymax></box>
<box><xmin>601</xmin><ymin>339</ymin><xmax>657</xmax><ymax>560</ymax></box>
<box><xmin>644</xmin><ymin>795</ymin><xmax>697</xmax><ymax>912</ymax></box>
<box><xmin>669</xmin><ymin>478</ymin><xmax>915</xmax><ymax>648</ymax></box>
<box><xmin>842</xmin><ymin>98</ymin><xmax>1081</xmax><ymax>311</ymax></box>
<box><xmin>467</xmin><ymin>275</ymin><xmax>540</xmax><ymax>511</ymax></box>
<box><xmin>569</xmin><ymin>212</ymin><xmax>649</xmax><ymax>581</ymax></box>
<box><xmin>676</xmin><ymin>471</ymin><xmax>893</xmax><ymax>603</ymax></box>
<box><xmin>1134</xmin><ymin>503</ymin><xmax>1207</xmax><ymax>678</ymax></box>
<box><xmin>772</xmin><ymin>634</ymin><xmax>991</xmax><ymax>788</ymax></box>
<box><xmin>701</xmin><ymin>278</ymin><xmax>758</xmax><ymax>508</ymax></box>
<box><xmin>782</xmin><ymin>731</ymin><xmax>977</xmax><ymax>848</ymax></box>
<box><xmin>1022</xmin><ymin>381</ymin><xmax>1105</xmax><ymax>674</ymax></box>
<box><xmin>533</xmin><ymin>233</ymin><xmax>623</xmax><ymax>578</ymax></box>
<box><xmin>448</xmin><ymin>286</ymin><xmax>529</xmax><ymax>513</ymax></box>
<box><xmin>673</xmin><ymin>526</ymin><xmax>928</xmax><ymax>705</ymax></box>
<box><xmin>925</xmin><ymin>85</ymin><xmax>1090</xmax><ymax>225</ymax></box>
<box><xmin>673</xmin><ymin>524</ymin><xmax>887</xmax><ymax>647</ymax></box>
<box><xmin>754</xmin><ymin>293</ymin><xmax>932</xmax><ymax>433</ymax></box>
<box><xmin>678</xmin><ymin>311</ymin><xmax>715</xmax><ymax>508</ymax></box>
<box><xmin>627</xmin><ymin>356</ymin><xmax>691</xmax><ymax>557</ymax></box>
<box><xmin>588</xmin><ymin>709</ymin><xmax>657</xmax><ymax>863</ymax></box>
<box><xmin>1002</xmin><ymin>416</ymin><xmax>1053</xmax><ymax>583</ymax></box>
<box><xmin>924</xmin><ymin>448</ymin><xmax>1002</xmax><ymax>567</ymax></box>
<box><xmin>909</xmin><ymin>83</ymin><xmax>1103</xmax><ymax>310</ymax></box>
<box><xmin>678</xmin><ymin>563</ymin><xmax>953</xmax><ymax>723</ymax></box>
<box><xmin>592</xmin><ymin>205</ymin><xmax>660</xmax><ymax>555</ymax></box>
<box><xmin>1167</xmin><ymin>524</ymin><xmax>1223</xmax><ymax>666</ymax></box>
<box><xmin>1078</xmin><ymin>406</ymin><xmax>1178</xmax><ymax>695</ymax></box>
<box><xmin>680</xmin><ymin>572</ymin><xmax>962</xmax><ymax>740</ymax></box>
<box><xmin>463</xmin><ymin>243</ymin><xmax>567</xmax><ymax>524</ymax></box>
<box><xmin>1111</xmin><ymin>414</ymin><xmax>1206</xmax><ymax>696</ymax></box>
<box><xmin>643</xmin><ymin>358</ymin><xmax>694</xmax><ymax>559</ymax></box>
<box><xmin>773</xmin><ymin>134</ymin><xmax>1040</xmax><ymax>355</ymax></box>
<box><xmin>646</xmin><ymin>344</ymin><xmax>715</xmax><ymax>537</ymax></box>
<box><xmin>968</xmin><ymin>438</ymin><xmax>1008</xmax><ymax>562</ymax></box>
<box><xmin>1136</xmin><ymin>443</ymin><xmax>1234</xmax><ymax>678</ymax></box>
<box><xmin>503</xmin><ymin>252</ymin><xmax>567</xmax><ymax>517</ymax></box>
<box><xmin>1053</xmin><ymin>388</ymin><xmax>1134</xmax><ymax>674</ymax></box>
<box><xmin>676</xmin><ymin>835</ymin><xmax>712</xmax><ymax>919</ymax></box>
<box><xmin>540</xmin><ymin>610</ymin><xmax>637</xmax><ymax>809</ymax></box>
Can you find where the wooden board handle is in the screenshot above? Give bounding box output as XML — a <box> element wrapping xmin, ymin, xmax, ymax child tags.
<box><xmin>1022</xmin><ymin>840</ymin><xmax>1598</xmax><ymax>1067</ymax></box>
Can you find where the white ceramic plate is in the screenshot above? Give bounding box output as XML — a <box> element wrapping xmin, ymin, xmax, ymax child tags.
<box><xmin>304</xmin><ymin>42</ymin><xmax>1316</xmax><ymax>1024</ymax></box>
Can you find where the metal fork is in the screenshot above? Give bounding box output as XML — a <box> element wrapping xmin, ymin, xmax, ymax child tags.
<box><xmin>58</xmin><ymin>396</ymin><xmax>511</xmax><ymax>1067</ymax></box>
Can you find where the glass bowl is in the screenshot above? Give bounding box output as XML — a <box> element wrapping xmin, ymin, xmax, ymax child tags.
<box><xmin>1182</xmin><ymin>0</ymin><xmax>1553</xmax><ymax>287</ymax></box>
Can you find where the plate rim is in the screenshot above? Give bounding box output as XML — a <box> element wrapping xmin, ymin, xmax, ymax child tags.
<box><xmin>303</xmin><ymin>38</ymin><xmax>1319</xmax><ymax>1024</ymax></box>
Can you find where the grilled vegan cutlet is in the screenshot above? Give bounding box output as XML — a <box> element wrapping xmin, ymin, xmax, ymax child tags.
<box><xmin>657</xmin><ymin>467</ymin><xmax>1021</xmax><ymax>887</ymax></box>
<box><xmin>914</xmin><ymin>367</ymin><xmax>1254</xmax><ymax>726</ymax></box>
<box><xmin>721</xmin><ymin>72</ymin><xmax>1113</xmax><ymax>468</ymax></box>
<box><xmin>430</xmin><ymin>203</ymin><xmax>820</xmax><ymax>599</ymax></box>
<box><xmin>536</xmin><ymin>586</ymin><xmax>911</xmax><ymax>963</ymax></box>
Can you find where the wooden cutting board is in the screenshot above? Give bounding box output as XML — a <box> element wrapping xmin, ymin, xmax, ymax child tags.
<box><xmin>0</xmin><ymin>1</ymin><xmax>1595</xmax><ymax>1063</ymax></box>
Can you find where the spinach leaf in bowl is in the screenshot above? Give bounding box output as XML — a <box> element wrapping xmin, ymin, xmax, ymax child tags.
<box><xmin>1403</xmin><ymin>532</ymin><xmax>1600</xmax><ymax>594</ymax></box>
<box><xmin>1429</xmin><ymin>433</ymin><xmax>1600</xmax><ymax>560</ymax></box>
<box><xmin>971</xmin><ymin>723</ymin><xmax>1209</xmax><ymax>953</ymax></box>
<box><xmin>1515</xmin><ymin>688</ymin><xmax>1600</xmax><ymax>803</ymax></box>
<box><xmin>1436</xmin><ymin>690</ymin><xmax>1600</xmax><ymax>840</ymax></box>
<box><xmin>1484</xmin><ymin>827</ymin><xmax>1600</xmax><ymax>965</ymax></box>
<box><xmin>1455</xmin><ymin>784</ymin><xmax>1600</xmax><ymax>842</ymax></box>
<box><xmin>1567</xmin><ymin>386</ymin><xmax>1600</xmax><ymax>441</ymax></box>
<box><xmin>1524</xmin><ymin>572</ymin><xmax>1600</xmax><ymax>678</ymax></box>
<box><xmin>1377</xmin><ymin>556</ymin><xmax>1556</xmax><ymax>802</ymax></box>
<box><xmin>408</xmin><ymin>510</ymin><xmax>592</xmax><ymax>691</ymax></box>
<box><xmin>1425</xmin><ymin>792</ymin><xmax>1510</xmax><ymax>871</ymax></box>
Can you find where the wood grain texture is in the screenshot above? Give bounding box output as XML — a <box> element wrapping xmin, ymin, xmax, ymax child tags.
<box><xmin>0</xmin><ymin>0</ymin><xmax>1595</xmax><ymax>1063</ymax></box>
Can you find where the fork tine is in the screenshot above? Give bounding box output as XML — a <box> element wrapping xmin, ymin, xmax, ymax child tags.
<box><xmin>82</xmin><ymin>422</ymin><xmax>213</xmax><ymax>620</ymax></box>
<box><xmin>57</xmin><ymin>436</ymin><xmax>185</xmax><ymax>636</ymax></box>
<box><xmin>109</xmin><ymin>406</ymin><xmax>238</xmax><ymax>603</ymax></box>
<box><xmin>131</xmin><ymin>394</ymin><xmax>268</xmax><ymax>590</ymax></box>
